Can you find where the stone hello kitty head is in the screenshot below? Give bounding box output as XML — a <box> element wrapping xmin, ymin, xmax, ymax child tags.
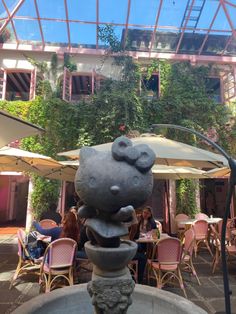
<box><xmin>75</xmin><ymin>136</ymin><xmax>155</xmax><ymax>213</ymax></box>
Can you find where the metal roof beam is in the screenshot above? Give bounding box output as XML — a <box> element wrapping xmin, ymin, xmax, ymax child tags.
<box><xmin>2</xmin><ymin>0</ymin><xmax>19</xmax><ymax>44</ymax></box>
<box><xmin>175</xmin><ymin>0</ymin><xmax>195</xmax><ymax>54</ymax></box>
<box><xmin>220</xmin><ymin>0</ymin><xmax>236</xmax><ymax>56</ymax></box>
<box><xmin>0</xmin><ymin>0</ymin><xmax>25</xmax><ymax>35</ymax></box>
<box><xmin>96</xmin><ymin>0</ymin><xmax>99</xmax><ymax>49</ymax></box>
<box><xmin>64</xmin><ymin>0</ymin><xmax>71</xmax><ymax>48</ymax></box>
<box><xmin>220</xmin><ymin>0</ymin><xmax>236</xmax><ymax>40</ymax></box>
<box><xmin>198</xmin><ymin>2</ymin><xmax>221</xmax><ymax>55</ymax></box>
<box><xmin>122</xmin><ymin>0</ymin><xmax>131</xmax><ymax>50</ymax></box>
<box><xmin>34</xmin><ymin>0</ymin><xmax>45</xmax><ymax>47</ymax></box>
<box><xmin>224</xmin><ymin>0</ymin><xmax>236</xmax><ymax>9</ymax></box>
<box><xmin>149</xmin><ymin>0</ymin><xmax>163</xmax><ymax>54</ymax></box>
<box><xmin>221</xmin><ymin>35</ymin><xmax>233</xmax><ymax>55</ymax></box>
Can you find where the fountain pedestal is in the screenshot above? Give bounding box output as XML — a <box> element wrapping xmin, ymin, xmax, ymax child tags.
<box><xmin>85</xmin><ymin>240</ymin><xmax>137</xmax><ymax>314</ymax></box>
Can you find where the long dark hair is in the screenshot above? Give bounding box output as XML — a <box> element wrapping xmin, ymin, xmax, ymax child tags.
<box><xmin>138</xmin><ymin>206</ymin><xmax>154</xmax><ymax>232</ymax></box>
<box><xmin>60</xmin><ymin>212</ymin><xmax>79</xmax><ymax>242</ymax></box>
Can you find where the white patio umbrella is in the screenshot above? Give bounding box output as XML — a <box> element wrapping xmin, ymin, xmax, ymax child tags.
<box><xmin>58</xmin><ymin>160</ymin><xmax>208</xmax><ymax>181</ymax></box>
<box><xmin>37</xmin><ymin>162</ymin><xmax>78</xmax><ymax>182</ymax></box>
<box><xmin>58</xmin><ymin>135</ymin><xmax>227</xmax><ymax>169</ymax></box>
<box><xmin>0</xmin><ymin>146</ymin><xmax>79</xmax><ymax>182</ymax></box>
<box><xmin>0</xmin><ymin>146</ymin><xmax>62</xmax><ymax>173</ymax></box>
<box><xmin>0</xmin><ymin>110</ymin><xmax>44</xmax><ymax>148</ymax></box>
<box><xmin>206</xmin><ymin>167</ymin><xmax>230</xmax><ymax>178</ymax></box>
<box><xmin>152</xmin><ymin>165</ymin><xmax>208</xmax><ymax>180</ymax></box>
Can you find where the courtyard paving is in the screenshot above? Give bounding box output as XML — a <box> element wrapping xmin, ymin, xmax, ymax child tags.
<box><xmin>0</xmin><ymin>233</ymin><xmax>236</xmax><ymax>314</ymax></box>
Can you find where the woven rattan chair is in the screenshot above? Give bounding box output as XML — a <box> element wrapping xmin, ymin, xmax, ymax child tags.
<box><xmin>182</xmin><ymin>228</ymin><xmax>200</xmax><ymax>285</ymax></box>
<box><xmin>9</xmin><ymin>229</ymin><xmax>41</xmax><ymax>289</ymax></box>
<box><xmin>148</xmin><ymin>237</ymin><xmax>187</xmax><ymax>298</ymax></box>
<box><xmin>40</xmin><ymin>238</ymin><xmax>77</xmax><ymax>292</ymax></box>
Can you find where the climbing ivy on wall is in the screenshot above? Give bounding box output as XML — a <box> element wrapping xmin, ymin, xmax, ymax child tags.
<box><xmin>83</xmin><ymin>25</ymin><xmax>234</xmax><ymax>215</ymax></box>
<box><xmin>1</xmin><ymin>24</ymin><xmax>235</xmax><ymax>219</ymax></box>
<box><xmin>176</xmin><ymin>179</ymin><xmax>199</xmax><ymax>218</ymax></box>
<box><xmin>0</xmin><ymin>97</ymin><xmax>80</xmax><ymax>218</ymax></box>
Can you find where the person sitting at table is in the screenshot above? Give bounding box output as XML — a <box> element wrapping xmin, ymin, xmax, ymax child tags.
<box><xmin>33</xmin><ymin>211</ymin><xmax>79</xmax><ymax>243</ymax></box>
<box><xmin>128</xmin><ymin>211</ymin><xmax>147</xmax><ymax>284</ymax></box>
<box><xmin>137</xmin><ymin>206</ymin><xmax>157</xmax><ymax>236</ymax></box>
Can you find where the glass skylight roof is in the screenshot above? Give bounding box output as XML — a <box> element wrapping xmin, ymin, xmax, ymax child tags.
<box><xmin>0</xmin><ymin>0</ymin><xmax>235</xmax><ymax>57</ymax></box>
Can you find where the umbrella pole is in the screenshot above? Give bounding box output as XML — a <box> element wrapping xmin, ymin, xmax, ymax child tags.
<box><xmin>151</xmin><ymin>123</ymin><xmax>235</xmax><ymax>314</ymax></box>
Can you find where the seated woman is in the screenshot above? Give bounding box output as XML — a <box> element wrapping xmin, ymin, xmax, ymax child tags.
<box><xmin>128</xmin><ymin>211</ymin><xmax>147</xmax><ymax>284</ymax></box>
<box><xmin>33</xmin><ymin>211</ymin><xmax>79</xmax><ymax>243</ymax></box>
<box><xmin>137</xmin><ymin>206</ymin><xmax>157</xmax><ymax>236</ymax></box>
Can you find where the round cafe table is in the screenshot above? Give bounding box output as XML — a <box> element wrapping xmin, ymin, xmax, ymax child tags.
<box><xmin>136</xmin><ymin>233</ymin><xmax>169</xmax><ymax>258</ymax></box>
<box><xmin>178</xmin><ymin>217</ymin><xmax>222</xmax><ymax>230</ymax></box>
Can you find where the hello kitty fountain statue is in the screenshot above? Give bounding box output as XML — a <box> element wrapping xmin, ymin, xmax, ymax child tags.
<box><xmin>75</xmin><ymin>136</ymin><xmax>155</xmax><ymax>314</ymax></box>
<box><xmin>12</xmin><ymin>136</ymin><xmax>206</xmax><ymax>314</ymax></box>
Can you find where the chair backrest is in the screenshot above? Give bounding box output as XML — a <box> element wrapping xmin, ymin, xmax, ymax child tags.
<box><xmin>210</xmin><ymin>225</ymin><xmax>221</xmax><ymax>249</ymax></box>
<box><xmin>46</xmin><ymin>238</ymin><xmax>77</xmax><ymax>268</ymax></box>
<box><xmin>218</xmin><ymin>219</ymin><xmax>231</xmax><ymax>240</ymax></box>
<box><xmin>39</xmin><ymin>219</ymin><xmax>58</xmax><ymax>229</ymax></box>
<box><xmin>157</xmin><ymin>237</ymin><xmax>182</xmax><ymax>264</ymax></box>
<box><xmin>17</xmin><ymin>228</ymin><xmax>30</xmax><ymax>259</ymax></box>
<box><xmin>195</xmin><ymin>213</ymin><xmax>209</xmax><ymax>220</ymax></box>
<box><xmin>183</xmin><ymin>228</ymin><xmax>195</xmax><ymax>255</ymax></box>
<box><xmin>193</xmin><ymin>220</ymin><xmax>208</xmax><ymax>236</ymax></box>
<box><xmin>175</xmin><ymin>214</ymin><xmax>189</xmax><ymax>229</ymax></box>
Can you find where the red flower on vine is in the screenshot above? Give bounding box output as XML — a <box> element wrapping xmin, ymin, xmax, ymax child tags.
<box><xmin>119</xmin><ymin>124</ymin><xmax>126</xmax><ymax>131</ymax></box>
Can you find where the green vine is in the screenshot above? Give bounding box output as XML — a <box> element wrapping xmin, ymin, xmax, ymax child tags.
<box><xmin>0</xmin><ymin>97</ymin><xmax>80</xmax><ymax>218</ymax></box>
<box><xmin>1</xmin><ymin>27</ymin><xmax>236</xmax><ymax>220</ymax></box>
<box><xmin>176</xmin><ymin>179</ymin><xmax>199</xmax><ymax>218</ymax></box>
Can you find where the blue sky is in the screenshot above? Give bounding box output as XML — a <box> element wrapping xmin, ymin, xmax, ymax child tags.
<box><xmin>0</xmin><ymin>0</ymin><xmax>235</xmax><ymax>45</ymax></box>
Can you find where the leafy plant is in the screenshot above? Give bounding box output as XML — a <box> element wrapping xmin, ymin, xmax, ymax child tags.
<box><xmin>63</xmin><ymin>53</ymin><xmax>77</xmax><ymax>72</ymax></box>
<box><xmin>0</xmin><ymin>97</ymin><xmax>80</xmax><ymax>217</ymax></box>
<box><xmin>176</xmin><ymin>179</ymin><xmax>199</xmax><ymax>218</ymax></box>
<box><xmin>98</xmin><ymin>25</ymin><xmax>122</xmax><ymax>52</ymax></box>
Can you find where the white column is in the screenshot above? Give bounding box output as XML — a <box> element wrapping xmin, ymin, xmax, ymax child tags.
<box><xmin>169</xmin><ymin>180</ymin><xmax>176</xmax><ymax>234</ymax></box>
<box><xmin>195</xmin><ymin>180</ymin><xmax>201</xmax><ymax>210</ymax></box>
<box><xmin>58</xmin><ymin>180</ymin><xmax>66</xmax><ymax>216</ymax></box>
<box><xmin>25</xmin><ymin>178</ymin><xmax>33</xmax><ymax>232</ymax></box>
<box><xmin>8</xmin><ymin>180</ymin><xmax>16</xmax><ymax>221</ymax></box>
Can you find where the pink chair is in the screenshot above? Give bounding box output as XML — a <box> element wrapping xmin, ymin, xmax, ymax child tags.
<box><xmin>40</xmin><ymin>238</ymin><xmax>77</xmax><ymax>292</ymax></box>
<box><xmin>193</xmin><ymin>220</ymin><xmax>213</xmax><ymax>257</ymax></box>
<box><xmin>149</xmin><ymin>237</ymin><xmax>187</xmax><ymax>298</ymax></box>
<box><xmin>10</xmin><ymin>229</ymin><xmax>41</xmax><ymax>289</ymax></box>
<box><xmin>182</xmin><ymin>228</ymin><xmax>200</xmax><ymax>285</ymax></box>
<box><xmin>210</xmin><ymin>225</ymin><xmax>236</xmax><ymax>273</ymax></box>
<box><xmin>195</xmin><ymin>213</ymin><xmax>209</xmax><ymax>220</ymax></box>
<box><xmin>217</xmin><ymin>219</ymin><xmax>232</xmax><ymax>244</ymax></box>
<box><xmin>175</xmin><ymin>214</ymin><xmax>189</xmax><ymax>239</ymax></box>
<box><xmin>39</xmin><ymin>219</ymin><xmax>58</xmax><ymax>229</ymax></box>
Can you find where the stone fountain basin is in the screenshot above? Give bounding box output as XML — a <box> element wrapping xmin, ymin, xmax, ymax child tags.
<box><xmin>12</xmin><ymin>284</ymin><xmax>206</xmax><ymax>314</ymax></box>
<box><xmin>85</xmin><ymin>240</ymin><xmax>137</xmax><ymax>272</ymax></box>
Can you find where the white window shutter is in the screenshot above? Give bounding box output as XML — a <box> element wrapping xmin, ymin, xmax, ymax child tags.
<box><xmin>63</xmin><ymin>67</ymin><xmax>71</xmax><ymax>102</ymax></box>
<box><xmin>29</xmin><ymin>68</ymin><xmax>37</xmax><ymax>100</ymax></box>
<box><xmin>0</xmin><ymin>68</ymin><xmax>6</xmax><ymax>100</ymax></box>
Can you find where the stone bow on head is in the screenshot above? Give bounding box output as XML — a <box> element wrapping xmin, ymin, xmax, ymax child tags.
<box><xmin>112</xmin><ymin>136</ymin><xmax>156</xmax><ymax>172</ymax></box>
